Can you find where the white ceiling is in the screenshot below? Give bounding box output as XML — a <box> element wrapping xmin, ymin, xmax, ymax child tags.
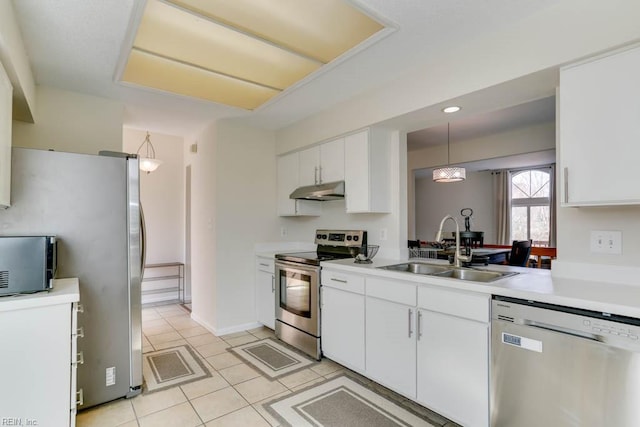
<box><xmin>10</xmin><ymin>0</ymin><xmax>562</xmax><ymax>138</ymax></box>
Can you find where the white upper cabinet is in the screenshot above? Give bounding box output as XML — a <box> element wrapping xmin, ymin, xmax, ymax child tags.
<box><xmin>344</xmin><ymin>128</ymin><xmax>391</xmax><ymax>213</ymax></box>
<box><xmin>277</xmin><ymin>152</ymin><xmax>321</xmax><ymax>216</ymax></box>
<box><xmin>559</xmin><ymin>45</ymin><xmax>640</xmax><ymax>206</ymax></box>
<box><xmin>298</xmin><ymin>138</ymin><xmax>345</xmax><ymax>186</ymax></box>
<box><xmin>0</xmin><ymin>61</ymin><xmax>12</xmax><ymax>208</ymax></box>
<box><xmin>319</xmin><ymin>138</ymin><xmax>345</xmax><ymax>183</ymax></box>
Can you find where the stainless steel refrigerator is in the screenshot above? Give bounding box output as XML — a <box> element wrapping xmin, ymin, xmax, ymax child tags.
<box><xmin>0</xmin><ymin>147</ymin><xmax>143</xmax><ymax>409</ymax></box>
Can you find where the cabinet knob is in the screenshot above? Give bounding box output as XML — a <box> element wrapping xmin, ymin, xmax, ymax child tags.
<box><xmin>408</xmin><ymin>309</ymin><xmax>413</xmax><ymax>338</ymax></box>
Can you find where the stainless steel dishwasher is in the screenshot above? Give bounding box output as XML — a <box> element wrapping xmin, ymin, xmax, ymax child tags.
<box><xmin>491</xmin><ymin>295</ymin><xmax>640</xmax><ymax>427</ymax></box>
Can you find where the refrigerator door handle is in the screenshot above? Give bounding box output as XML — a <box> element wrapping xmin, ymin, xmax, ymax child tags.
<box><xmin>140</xmin><ymin>204</ymin><xmax>147</xmax><ymax>278</ymax></box>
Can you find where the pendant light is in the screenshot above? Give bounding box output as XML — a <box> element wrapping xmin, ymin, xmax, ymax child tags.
<box><xmin>136</xmin><ymin>132</ymin><xmax>163</xmax><ymax>173</ymax></box>
<box><xmin>433</xmin><ymin>123</ymin><xmax>466</xmax><ymax>182</ymax></box>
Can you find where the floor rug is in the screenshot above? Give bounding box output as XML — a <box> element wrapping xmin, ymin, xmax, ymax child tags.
<box><xmin>265</xmin><ymin>375</ymin><xmax>438</xmax><ymax>427</ymax></box>
<box><xmin>142</xmin><ymin>345</ymin><xmax>211</xmax><ymax>392</ymax></box>
<box><xmin>229</xmin><ymin>338</ymin><xmax>315</xmax><ymax>379</ymax></box>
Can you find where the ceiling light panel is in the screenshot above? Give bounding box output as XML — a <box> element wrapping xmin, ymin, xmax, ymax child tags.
<box><xmin>168</xmin><ymin>0</ymin><xmax>384</xmax><ymax>63</ymax></box>
<box><xmin>134</xmin><ymin>0</ymin><xmax>321</xmax><ymax>89</ymax></box>
<box><xmin>122</xmin><ymin>49</ymin><xmax>280</xmax><ymax>110</ymax></box>
<box><xmin>120</xmin><ymin>0</ymin><xmax>386</xmax><ymax>110</ymax></box>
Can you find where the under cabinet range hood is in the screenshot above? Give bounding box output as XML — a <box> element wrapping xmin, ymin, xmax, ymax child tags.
<box><xmin>290</xmin><ymin>181</ymin><xmax>345</xmax><ymax>201</ymax></box>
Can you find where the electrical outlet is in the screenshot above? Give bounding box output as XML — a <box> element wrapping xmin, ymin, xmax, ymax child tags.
<box><xmin>590</xmin><ymin>230</ymin><xmax>622</xmax><ymax>254</ymax></box>
<box><xmin>280</xmin><ymin>227</ymin><xmax>287</xmax><ymax>237</ymax></box>
<box><xmin>379</xmin><ymin>228</ymin><xmax>388</xmax><ymax>241</ymax></box>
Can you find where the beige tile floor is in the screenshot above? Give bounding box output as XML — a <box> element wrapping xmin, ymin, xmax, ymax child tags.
<box><xmin>77</xmin><ymin>303</ymin><xmax>458</xmax><ymax>427</ymax></box>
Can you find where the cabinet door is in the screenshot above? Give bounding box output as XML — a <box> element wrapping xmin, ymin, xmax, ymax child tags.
<box><xmin>298</xmin><ymin>146</ymin><xmax>319</xmax><ymax>186</ymax></box>
<box><xmin>0</xmin><ymin>304</ymin><xmax>72</xmax><ymax>425</ymax></box>
<box><xmin>256</xmin><ymin>269</ymin><xmax>275</xmax><ymax>329</ymax></box>
<box><xmin>0</xmin><ymin>61</ymin><xmax>12</xmax><ymax>208</ymax></box>
<box><xmin>321</xmin><ymin>286</ymin><xmax>365</xmax><ymax>372</ymax></box>
<box><xmin>417</xmin><ymin>310</ymin><xmax>489</xmax><ymax>427</ymax></box>
<box><xmin>277</xmin><ymin>152</ymin><xmax>299</xmax><ymax>215</ymax></box>
<box><xmin>277</xmin><ymin>152</ymin><xmax>321</xmax><ymax>216</ymax></box>
<box><xmin>319</xmin><ymin>138</ymin><xmax>344</xmax><ymax>183</ymax></box>
<box><xmin>560</xmin><ymin>45</ymin><xmax>640</xmax><ymax>206</ymax></box>
<box><xmin>365</xmin><ymin>297</ymin><xmax>416</xmax><ymax>398</ymax></box>
<box><xmin>344</xmin><ymin>130</ymin><xmax>370</xmax><ymax>212</ymax></box>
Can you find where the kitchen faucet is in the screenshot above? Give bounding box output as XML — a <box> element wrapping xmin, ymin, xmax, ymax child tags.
<box><xmin>435</xmin><ymin>214</ymin><xmax>473</xmax><ymax>267</ymax></box>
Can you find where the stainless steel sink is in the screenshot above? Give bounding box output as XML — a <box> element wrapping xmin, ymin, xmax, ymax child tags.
<box><xmin>379</xmin><ymin>262</ymin><xmax>518</xmax><ymax>283</ymax></box>
<box><xmin>432</xmin><ymin>269</ymin><xmax>517</xmax><ymax>282</ymax></box>
<box><xmin>380</xmin><ymin>262</ymin><xmax>452</xmax><ymax>275</ymax></box>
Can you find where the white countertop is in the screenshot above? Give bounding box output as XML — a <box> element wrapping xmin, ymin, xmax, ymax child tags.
<box><xmin>321</xmin><ymin>258</ymin><xmax>640</xmax><ymax>318</ymax></box>
<box><xmin>0</xmin><ymin>278</ymin><xmax>80</xmax><ymax>312</ymax></box>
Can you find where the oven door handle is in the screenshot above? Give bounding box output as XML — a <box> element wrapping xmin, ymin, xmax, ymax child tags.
<box><xmin>275</xmin><ymin>261</ymin><xmax>321</xmax><ymax>276</ymax></box>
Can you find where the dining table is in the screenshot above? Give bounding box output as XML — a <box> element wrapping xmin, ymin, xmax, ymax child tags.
<box><xmin>436</xmin><ymin>247</ymin><xmax>512</xmax><ymax>265</ymax></box>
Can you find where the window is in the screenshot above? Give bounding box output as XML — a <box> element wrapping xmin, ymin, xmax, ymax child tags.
<box><xmin>510</xmin><ymin>168</ymin><xmax>553</xmax><ymax>246</ymax></box>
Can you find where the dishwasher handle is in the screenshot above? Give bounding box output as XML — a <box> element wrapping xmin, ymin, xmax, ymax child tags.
<box><xmin>523</xmin><ymin>319</ymin><xmax>603</xmax><ymax>342</ymax></box>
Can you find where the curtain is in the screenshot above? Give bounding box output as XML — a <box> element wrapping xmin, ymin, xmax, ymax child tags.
<box><xmin>493</xmin><ymin>170</ymin><xmax>511</xmax><ymax>245</ymax></box>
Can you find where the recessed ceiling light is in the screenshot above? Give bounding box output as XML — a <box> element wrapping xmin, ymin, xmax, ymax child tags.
<box><xmin>442</xmin><ymin>106</ymin><xmax>461</xmax><ymax>113</ymax></box>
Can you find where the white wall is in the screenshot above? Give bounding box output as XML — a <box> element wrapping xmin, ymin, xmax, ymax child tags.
<box><xmin>414</xmin><ymin>171</ymin><xmax>495</xmax><ymax>243</ymax></box>
<box><xmin>123</xmin><ymin>128</ymin><xmax>184</xmax><ymax>265</ymax></box>
<box><xmin>187</xmin><ymin>120</ymin><xmax>279</xmax><ymax>333</ymax></box>
<box><xmin>407</xmin><ymin>122</ymin><xmax>555</xmax><ymax>172</ymax></box>
<box><xmin>185</xmin><ymin>121</ymin><xmax>218</xmax><ymax>330</ymax></box>
<box><xmin>12</xmin><ymin>86</ymin><xmax>123</xmax><ymax>154</ymax></box>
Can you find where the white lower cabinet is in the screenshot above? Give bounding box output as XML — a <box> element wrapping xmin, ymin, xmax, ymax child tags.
<box><xmin>321</xmin><ymin>269</ymin><xmax>489</xmax><ymax>427</ymax></box>
<box><xmin>255</xmin><ymin>257</ymin><xmax>275</xmax><ymax>329</ymax></box>
<box><xmin>365</xmin><ymin>296</ymin><xmax>417</xmax><ymax>397</ymax></box>
<box><xmin>0</xmin><ymin>279</ymin><xmax>80</xmax><ymax>426</ymax></box>
<box><xmin>321</xmin><ymin>286</ymin><xmax>365</xmax><ymax>372</ymax></box>
<box><xmin>417</xmin><ymin>285</ymin><xmax>490</xmax><ymax>427</ymax></box>
<box><xmin>417</xmin><ymin>310</ymin><xmax>489</xmax><ymax>427</ymax></box>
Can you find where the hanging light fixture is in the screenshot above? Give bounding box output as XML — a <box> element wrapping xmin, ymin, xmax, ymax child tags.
<box><xmin>433</xmin><ymin>123</ymin><xmax>466</xmax><ymax>183</ymax></box>
<box><xmin>136</xmin><ymin>132</ymin><xmax>163</xmax><ymax>173</ymax></box>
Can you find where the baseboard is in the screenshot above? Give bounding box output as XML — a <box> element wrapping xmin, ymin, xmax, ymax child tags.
<box><xmin>215</xmin><ymin>321</ymin><xmax>262</xmax><ymax>336</ymax></box>
<box><xmin>190</xmin><ymin>312</ymin><xmax>261</xmax><ymax>337</ymax></box>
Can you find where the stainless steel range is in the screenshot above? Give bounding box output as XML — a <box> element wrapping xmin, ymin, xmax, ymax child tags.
<box><xmin>275</xmin><ymin>229</ymin><xmax>367</xmax><ymax>360</ymax></box>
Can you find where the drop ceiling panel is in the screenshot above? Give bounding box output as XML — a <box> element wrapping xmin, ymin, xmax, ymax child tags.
<box><xmin>122</xmin><ymin>49</ymin><xmax>280</xmax><ymax>110</ymax></box>
<box><xmin>169</xmin><ymin>0</ymin><xmax>385</xmax><ymax>63</ymax></box>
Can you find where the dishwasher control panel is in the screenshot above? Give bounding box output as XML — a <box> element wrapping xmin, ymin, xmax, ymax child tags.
<box><xmin>493</xmin><ymin>296</ymin><xmax>640</xmax><ymax>350</ymax></box>
<box><xmin>584</xmin><ymin>319</ymin><xmax>639</xmax><ymax>340</ymax></box>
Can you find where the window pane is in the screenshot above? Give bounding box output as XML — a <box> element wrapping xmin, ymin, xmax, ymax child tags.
<box><xmin>530</xmin><ymin>205</ymin><xmax>550</xmax><ymax>246</ymax></box>
<box><xmin>530</xmin><ymin>170</ymin><xmax>550</xmax><ymax>198</ymax></box>
<box><xmin>511</xmin><ymin>172</ymin><xmax>530</xmax><ymax>199</ymax></box>
<box><xmin>511</xmin><ymin>206</ymin><xmax>528</xmax><ymax>241</ymax></box>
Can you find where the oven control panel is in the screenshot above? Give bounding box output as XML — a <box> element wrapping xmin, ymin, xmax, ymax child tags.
<box><xmin>315</xmin><ymin>229</ymin><xmax>366</xmax><ymax>247</ymax></box>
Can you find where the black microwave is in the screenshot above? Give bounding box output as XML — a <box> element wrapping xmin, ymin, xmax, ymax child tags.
<box><xmin>0</xmin><ymin>236</ymin><xmax>57</xmax><ymax>296</ymax></box>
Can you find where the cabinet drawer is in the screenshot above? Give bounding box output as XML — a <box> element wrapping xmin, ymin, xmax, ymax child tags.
<box><xmin>366</xmin><ymin>277</ymin><xmax>416</xmax><ymax>306</ymax></box>
<box><xmin>417</xmin><ymin>286</ymin><xmax>489</xmax><ymax>323</ymax></box>
<box><xmin>255</xmin><ymin>257</ymin><xmax>275</xmax><ymax>273</ymax></box>
<box><xmin>321</xmin><ymin>269</ymin><xmax>365</xmax><ymax>294</ymax></box>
